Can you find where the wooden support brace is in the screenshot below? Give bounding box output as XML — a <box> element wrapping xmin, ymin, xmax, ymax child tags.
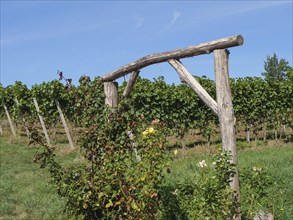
<box><xmin>168</xmin><ymin>59</ymin><xmax>218</xmax><ymax>115</ymax></box>
<box><xmin>123</xmin><ymin>70</ymin><xmax>140</xmax><ymax>98</ymax></box>
<box><xmin>4</xmin><ymin>104</ymin><xmax>16</xmax><ymax>136</ymax></box>
<box><xmin>33</xmin><ymin>98</ymin><xmax>52</xmax><ymax>147</ymax></box>
<box><xmin>55</xmin><ymin>99</ymin><xmax>75</xmax><ymax>150</ymax></box>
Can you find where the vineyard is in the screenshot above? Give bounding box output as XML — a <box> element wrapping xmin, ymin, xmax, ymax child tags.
<box><xmin>0</xmin><ymin>75</ymin><xmax>292</xmax><ymax>146</ymax></box>
<box><xmin>1</xmin><ymin>34</ymin><xmax>292</xmax><ymax>219</ymax></box>
<box><xmin>0</xmin><ymin>74</ymin><xmax>292</xmax><ymax>219</ymax></box>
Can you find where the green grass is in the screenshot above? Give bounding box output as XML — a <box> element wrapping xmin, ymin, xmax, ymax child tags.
<box><xmin>0</xmin><ymin>139</ymin><xmax>68</xmax><ymax>220</ymax></box>
<box><xmin>1</xmin><ymin>137</ymin><xmax>292</xmax><ymax>219</ymax></box>
<box><xmin>167</xmin><ymin>143</ymin><xmax>293</xmax><ymax>219</ymax></box>
<box><xmin>238</xmin><ymin>145</ymin><xmax>293</xmax><ymax>219</ymax></box>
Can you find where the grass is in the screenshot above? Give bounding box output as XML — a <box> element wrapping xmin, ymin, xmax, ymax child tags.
<box><xmin>238</xmin><ymin>145</ymin><xmax>293</xmax><ymax>219</ymax></box>
<box><xmin>166</xmin><ymin>143</ymin><xmax>293</xmax><ymax>219</ymax></box>
<box><xmin>0</xmin><ymin>134</ymin><xmax>292</xmax><ymax>219</ymax></box>
<box><xmin>0</xmin><ymin>139</ymin><xmax>68</xmax><ymax>220</ymax></box>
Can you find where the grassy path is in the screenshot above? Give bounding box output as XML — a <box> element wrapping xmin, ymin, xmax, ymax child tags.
<box><xmin>0</xmin><ymin>140</ymin><xmax>66</xmax><ymax>220</ymax></box>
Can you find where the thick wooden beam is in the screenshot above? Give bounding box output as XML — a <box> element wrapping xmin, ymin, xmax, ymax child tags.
<box><xmin>168</xmin><ymin>59</ymin><xmax>218</xmax><ymax>115</ymax></box>
<box><xmin>214</xmin><ymin>49</ymin><xmax>240</xmax><ymax>218</ymax></box>
<box><xmin>123</xmin><ymin>70</ymin><xmax>140</xmax><ymax>97</ymax></box>
<box><xmin>101</xmin><ymin>35</ymin><xmax>243</xmax><ymax>82</ymax></box>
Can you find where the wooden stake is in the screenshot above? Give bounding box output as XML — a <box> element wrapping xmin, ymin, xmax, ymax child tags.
<box><xmin>3</xmin><ymin>104</ymin><xmax>16</xmax><ymax>136</ymax></box>
<box><xmin>123</xmin><ymin>70</ymin><xmax>140</xmax><ymax>98</ymax></box>
<box><xmin>168</xmin><ymin>59</ymin><xmax>218</xmax><ymax>115</ymax></box>
<box><xmin>55</xmin><ymin>99</ymin><xmax>75</xmax><ymax>150</ymax></box>
<box><xmin>0</xmin><ymin>123</ymin><xmax>3</xmax><ymax>134</ymax></box>
<box><xmin>33</xmin><ymin>98</ymin><xmax>52</xmax><ymax>147</ymax></box>
<box><xmin>15</xmin><ymin>98</ymin><xmax>30</xmax><ymax>137</ymax></box>
<box><xmin>214</xmin><ymin>49</ymin><xmax>240</xmax><ymax>218</ymax></box>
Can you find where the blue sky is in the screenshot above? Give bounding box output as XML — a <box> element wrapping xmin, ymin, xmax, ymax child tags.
<box><xmin>1</xmin><ymin>0</ymin><xmax>292</xmax><ymax>87</ymax></box>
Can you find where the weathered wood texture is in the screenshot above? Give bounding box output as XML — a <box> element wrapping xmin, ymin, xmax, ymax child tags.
<box><xmin>101</xmin><ymin>35</ymin><xmax>243</xmax><ymax>82</ymax></box>
<box><xmin>0</xmin><ymin>123</ymin><xmax>3</xmax><ymax>134</ymax></box>
<box><xmin>123</xmin><ymin>70</ymin><xmax>140</xmax><ymax>97</ymax></box>
<box><xmin>168</xmin><ymin>59</ymin><xmax>218</xmax><ymax>115</ymax></box>
<box><xmin>15</xmin><ymin>98</ymin><xmax>30</xmax><ymax>137</ymax></box>
<box><xmin>33</xmin><ymin>98</ymin><xmax>52</xmax><ymax>147</ymax></box>
<box><xmin>104</xmin><ymin>82</ymin><xmax>119</xmax><ymax>108</ymax></box>
<box><xmin>3</xmin><ymin>104</ymin><xmax>16</xmax><ymax>136</ymax></box>
<box><xmin>55</xmin><ymin>99</ymin><xmax>75</xmax><ymax>150</ymax></box>
<box><xmin>214</xmin><ymin>49</ymin><xmax>240</xmax><ymax>214</ymax></box>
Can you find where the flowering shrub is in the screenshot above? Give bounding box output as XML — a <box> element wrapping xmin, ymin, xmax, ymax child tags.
<box><xmin>159</xmin><ymin>152</ymin><xmax>239</xmax><ymax>219</ymax></box>
<box><xmin>32</xmin><ymin>98</ymin><xmax>172</xmax><ymax>219</ymax></box>
<box><xmin>240</xmin><ymin>165</ymin><xmax>274</xmax><ymax>218</ymax></box>
<box><xmin>197</xmin><ymin>160</ymin><xmax>207</xmax><ymax>168</ymax></box>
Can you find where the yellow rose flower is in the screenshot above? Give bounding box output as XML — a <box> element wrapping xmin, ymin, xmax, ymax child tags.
<box><xmin>148</xmin><ymin>127</ymin><xmax>155</xmax><ymax>134</ymax></box>
<box><xmin>142</xmin><ymin>127</ymin><xmax>155</xmax><ymax>137</ymax></box>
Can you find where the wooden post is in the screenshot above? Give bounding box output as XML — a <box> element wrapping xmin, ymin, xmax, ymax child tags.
<box><xmin>168</xmin><ymin>59</ymin><xmax>218</xmax><ymax>115</ymax></box>
<box><xmin>123</xmin><ymin>70</ymin><xmax>139</xmax><ymax>97</ymax></box>
<box><xmin>0</xmin><ymin>123</ymin><xmax>2</xmax><ymax>134</ymax></box>
<box><xmin>104</xmin><ymin>82</ymin><xmax>119</xmax><ymax>108</ymax></box>
<box><xmin>3</xmin><ymin>104</ymin><xmax>16</xmax><ymax>137</ymax></box>
<box><xmin>15</xmin><ymin>98</ymin><xmax>30</xmax><ymax>137</ymax></box>
<box><xmin>33</xmin><ymin>98</ymin><xmax>52</xmax><ymax>147</ymax></box>
<box><xmin>55</xmin><ymin>99</ymin><xmax>75</xmax><ymax>150</ymax></box>
<box><xmin>214</xmin><ymin>49</ymin><xmax>240</xmax><ymax>218</ymax></box>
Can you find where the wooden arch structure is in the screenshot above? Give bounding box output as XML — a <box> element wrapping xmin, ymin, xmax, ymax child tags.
<box><xmin>101</xmin><ymin>35</ymin><xmax>244</xmax><ymax>213</ymax></box>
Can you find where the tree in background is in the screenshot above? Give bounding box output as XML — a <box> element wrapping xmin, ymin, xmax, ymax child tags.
<box><xmin>262</xmin><ymin>53</ymin><xmax>292</xmax><ymax>81</ymax></box>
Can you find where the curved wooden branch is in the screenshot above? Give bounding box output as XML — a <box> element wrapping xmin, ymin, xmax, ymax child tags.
<box><xmin>101</xmin><ymin>35</ymin><xmax>243</xmax><ymax>82</ymax></box>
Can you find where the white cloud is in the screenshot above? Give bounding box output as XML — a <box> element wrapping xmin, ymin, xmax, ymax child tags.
<box><xmin>134</xmin><ymin>16</ymin><xmax>144</xmax><ymax>28</ymax></box>
<box><xmin>171</xmin><ymin>9</ymin><xmax>181</xmax><ymax>26</ymax></box>
<box><xmin>160</xmin><ymin>9</ymin><xmax>182</xmax><ymax>33</ymax></box>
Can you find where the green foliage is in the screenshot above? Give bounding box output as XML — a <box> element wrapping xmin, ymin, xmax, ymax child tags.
<box><xmin>160</xmin><ymin>152</ymin><xmax>239</xmax><ymax>219</ymax></box>
<box><xmin>240</xmin><ymin>166</ymin><xmax>274</xmax><ymax>218</ymax></box>
<box><xmin>262</xmin><ymin>53</ymin><xmax>292</xmax><ymax>81</ymax></box>
<box><xmin>32</xmin><ymin>96</ymin><xmax>172</xmax><ymax>219</ymax></box>
<box><xmin>66</xmin><ymin>76</ymin><xmax>105</xmax><ymax>127</ymax></box>
<box><xmin>31</xmin><ymin>80</ymin><xmax>68</xmax><ymax>127</ymax></box>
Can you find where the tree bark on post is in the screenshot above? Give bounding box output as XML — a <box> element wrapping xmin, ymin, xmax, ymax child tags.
<box><xmin>3</xmin><ymin>104</ymin><xmax>16</xmax><ymax>137</ymax></box>
<box><xmin>104</xmin><ymin>82</ymin><xmax>119</xmax><ymax>109</ymax></box>
<box><xmin>214</xmin><ymin>49</ymin><xmax>240</xmax><ymax>219</ymax></box>
<box><xmin>33</xmin><ymin>98</ymin><xmax>52</xmax><ymax>147</ymax></box>
<box><xmin>55</xmin><ymin>99</ymin><xmax>75</xmax><ymax>150</ymax></box>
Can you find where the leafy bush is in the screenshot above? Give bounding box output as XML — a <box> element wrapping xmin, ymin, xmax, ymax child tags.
<box><xmin>32</xmin><ymin>98</ymin><xmax>172</xmax><ymax>219</ymax></box>
<box><xmin>159</xmin><ymin>152</ymin><xmax>239</xmax><ymax>219</ymax></box>
<box><xmin>240</xmin><ymin>166</ymin><xmax>274</xmax><ymax>219</ymax></box>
